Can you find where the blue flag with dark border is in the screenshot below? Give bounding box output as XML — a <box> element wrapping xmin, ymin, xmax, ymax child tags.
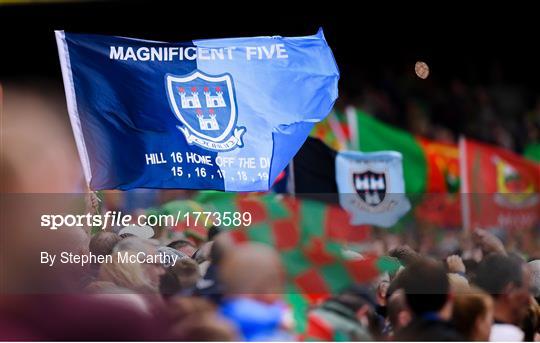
<box><xmin>55</xmin><ymin>29</ymin><xmax>339</xmax><ymax>191</ymax></box>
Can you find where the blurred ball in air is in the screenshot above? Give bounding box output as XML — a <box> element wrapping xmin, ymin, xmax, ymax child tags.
<box><xmin>415</xmin><ymin>61</ymin><xmax>430</xmax><ymax>79</ymax></box>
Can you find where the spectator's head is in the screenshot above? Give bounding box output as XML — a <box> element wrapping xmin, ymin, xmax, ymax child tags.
<box><xmin>399</xmin><ymin>258</ymin><xmax>452</xmax><ymax>318</ymax></box>
<box><xmin>99</xmin><ymin>255</ymin><xmax>154</xmax><ymax>292</ymax></box>
<box><xmin>220</xmin><ymin>242</ymin><xmax>284</xmax><ymax>303</ymax></box>
<box><xmin>118</xmin><ymin>225</ymin><xmax>154</xmax><ymax>240</ymax></box>
<box><xmin>172</xmin><ymin>258</ymin><xmax>201</xmax><ymax>290</ymax></box>
<box><xmin>168</xmin><ymin>239</ymin><xmax>197</xmax><ymax>258</ymax></box>
<box><xmin>452</xmin><ymin>287</ymin><xmax>494</xmax><ymax>341</ymax></box>
<box><xmin>387</xmin><ymin>289</ymin><xmax>411</xmax><ymax>333</ymax></box>
<box><xmin>159</xmin><ymin>258</ymin><xmax>201</xmax><ymax>298</ymax></box>
<box><xmin>89</xmin><ymin>232</ymin><xmax>121</xmax><ymax>259</ymax></box>
<box><xmin>474</xmin><ymin>254</ymin><xmax>531</xmax><ymax>325</ymax></box>
<box><xmin>100</xmin><ymin>237</ymin><xmax>164</xmax><ymax>292</ymax></box>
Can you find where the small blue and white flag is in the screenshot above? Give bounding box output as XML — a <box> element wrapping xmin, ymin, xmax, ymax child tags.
<box><xmin>55</xmin><ymin>29</ymin><xmax>339</xmax><ymax>191</ymax></box>
<box><xmin>335</xmin><ymin>151</ymin><xmax>410</xmax><ymax>227</ymax></box>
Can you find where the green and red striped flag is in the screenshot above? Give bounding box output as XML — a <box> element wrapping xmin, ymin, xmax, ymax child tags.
<box><xmin>194</xmin><ymin>191</ymin><xmax>401</xmax><ymax>334</ymax></box>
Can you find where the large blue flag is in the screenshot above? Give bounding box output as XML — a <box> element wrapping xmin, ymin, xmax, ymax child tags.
<box><xmin>55</xmin><ymin>29</ymin><xmax>339</xmax><ymax>191</ymax></box>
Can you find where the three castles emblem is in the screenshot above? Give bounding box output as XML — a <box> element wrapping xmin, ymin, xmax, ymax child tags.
<box><xmin>166</xmin><ymin>70</ymin><xmax>246</xmax><ymax>151</ymax></box>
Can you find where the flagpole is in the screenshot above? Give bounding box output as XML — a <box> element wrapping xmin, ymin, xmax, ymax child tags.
<box><xmin>459</xmin><ymin>136</ymin><xmax>471</xmax><ymax>232</ymax></box>
<box><xmin>346</xmin><ymin>106</ymin><xmax>359</xmax><ymax>150</ymax></box>
<box><xmin>55</xmin><ymin>31</ymin><xmax>93</xmax><ymax>186</ymax></box>
<box><xmin>287</xmin><ymin>160</ymin><xmax>296</xmax><ymax>196</ymax></box>
<box><xmin>58</xmin><ymin>30</ymin><xmax>105</xmax><ymax>232</ymax></box>
<box><xmin>327</xmin><ymin>111</ymin><xmax>348</xmax><ymax>151</ymax></box>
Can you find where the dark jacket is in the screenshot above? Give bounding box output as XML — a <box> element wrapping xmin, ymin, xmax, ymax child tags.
<box><xmin>395</xmin><ymin>316</ymin><xmax>464</xmax><ymax>341</ymax></box>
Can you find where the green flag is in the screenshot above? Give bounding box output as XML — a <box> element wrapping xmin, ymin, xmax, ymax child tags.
<box><xmin>354</xmin><ymin>110</ymin><xmax>428</xmax><ymax>194</ymax></box>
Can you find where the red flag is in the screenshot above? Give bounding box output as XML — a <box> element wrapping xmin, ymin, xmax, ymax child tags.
<box><xmin>460</xmin><ymin>138</ymin><xmax>540</xmax><ymax>230</ymax></box>
<box><xmin>419</xmin><ymin>138</ymin><xmax>460</xmax><ymax>193</ymax></box>
<box><xmin>416</xmin><ymin>138</ymin><xmax>461</xmax><ymax>227</ymax></box>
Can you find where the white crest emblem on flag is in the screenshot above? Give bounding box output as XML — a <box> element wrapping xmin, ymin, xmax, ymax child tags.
<box><xmin>166</xmin><ymin>70</ymin><xmax>246</xmax><ymax>151</ymax></box>
<box><xmin>336</xmin><ymin>151</ymin><xmax>410</xmax><ymax>228</ymax></box>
